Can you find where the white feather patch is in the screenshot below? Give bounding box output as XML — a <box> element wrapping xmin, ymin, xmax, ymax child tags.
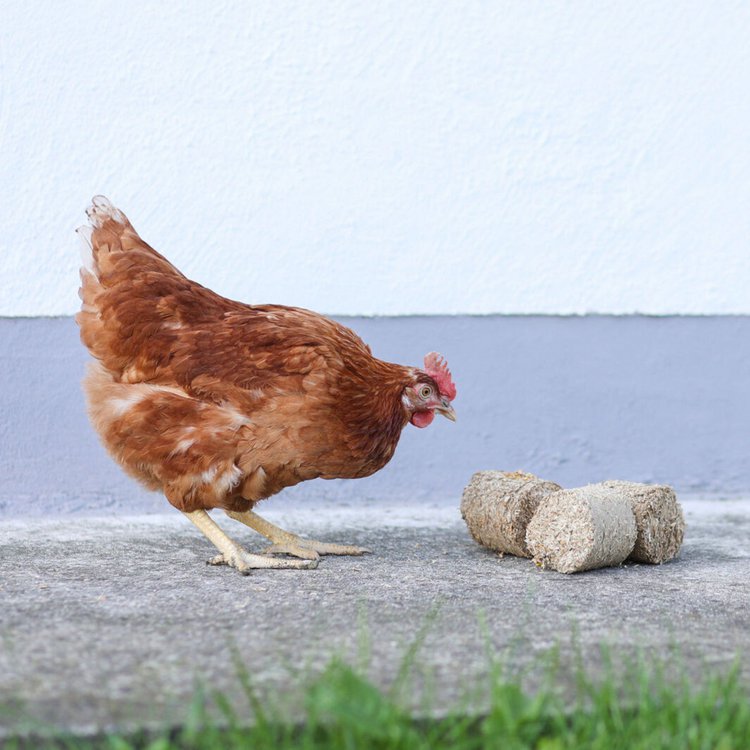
<box><xmin>199</xmin><ymin>464</ymin><xmax>242</xmax><ymax>495</ymax></box>
<box><xmin>221</xmin><ymin>403</ymin><xmax>252</xmax><ymax>429</ymax></box>
<box><xmin>76</xmin><ymin>225</ymin><xmax>96</xmax><ymax>275</ymax></box>
<box><xmin>172</xmin><ymin>438</ymin><xmax>195</xmax><ymax>454</ymax></box>
<box><xmin>108</xmin><ymin>391</ymin><xmax>147</xmax><ymax>417</ymax></box>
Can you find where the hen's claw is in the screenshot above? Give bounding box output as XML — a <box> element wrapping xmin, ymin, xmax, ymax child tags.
<box><xmin>263</xmin><ymin>540</ymin><xmax>371</xmax><ymax>560</ymax></box>
<box><xmin>208</xmin><ymin>550</ymin><xmax>318</xmax><ymax>574</ymax></box>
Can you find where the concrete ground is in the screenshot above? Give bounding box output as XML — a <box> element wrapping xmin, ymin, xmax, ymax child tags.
<box><xmin>0</xmin><ymin>498</ymin><xmax>749</xmax><ymax>737</ymax></box>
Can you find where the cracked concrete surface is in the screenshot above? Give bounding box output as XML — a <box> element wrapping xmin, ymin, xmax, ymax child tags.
<box><xmin>0</xmin><ymin>498</ymin><xmax>748</xmax><ymax>736</ymax></box>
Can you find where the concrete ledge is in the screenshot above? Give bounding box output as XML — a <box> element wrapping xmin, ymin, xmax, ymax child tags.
<box><xmin>0</xmin><ymin>498</ymin><xmax>748</xmax><ymax>734</ymax></box>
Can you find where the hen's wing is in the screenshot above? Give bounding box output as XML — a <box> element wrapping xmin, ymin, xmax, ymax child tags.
<box><xmin>77</xmin><ymin>196</ymin><xmax>373</xmax><ymax>407</ymax></box>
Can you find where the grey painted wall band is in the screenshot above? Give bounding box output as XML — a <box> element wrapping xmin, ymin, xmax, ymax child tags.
<box><xmin>0</xmin><ymin>316</ymin><xmax>748</xmax><ymax>517</ymax></box>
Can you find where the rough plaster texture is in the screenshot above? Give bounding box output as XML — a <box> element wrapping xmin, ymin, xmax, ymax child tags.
<box><xmin>2</xmin><ymin>2</ymin><xmax>750</xmax><ymax>316</ymax></box>
<box><xmin>0</xmin><ymin>500</ymin><xmax>748</xmax><ymax>735</ymax></box>
<box><xmin>0</xmin><ymin>315</ymin><xmax>748</xmax><ymax>519</ymax></box>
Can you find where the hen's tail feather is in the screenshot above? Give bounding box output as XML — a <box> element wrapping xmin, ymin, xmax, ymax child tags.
<box><xmin>76</xmin><ymin>195</ymin><xmax>189</xmax><ymax>375</ymax></box>
<box><xmin>77</xmin><ymin>195</ymin><xmax>179</xmax><ymax>281</ymax></box>
<box><xmin>86</xmin><ymin>195</ymin><xmax>127</xmax><ymax>228</ymax></box>
<box><xmin>76</xmin><ymin>224</ymin><xmax>96</xmax><ymax>276</ymax></box>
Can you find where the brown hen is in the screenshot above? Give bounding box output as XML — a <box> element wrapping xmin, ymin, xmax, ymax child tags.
<box><xmin>76</xmin><ymin>196</ymin><xmax>456</xmax><ymax>573</ymax></box>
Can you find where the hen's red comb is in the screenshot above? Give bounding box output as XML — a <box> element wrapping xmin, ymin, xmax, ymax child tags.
<box><xmin>423</xmin><ymin>352</ymin><xmax>456</xmax><ymax>401</ymax></box>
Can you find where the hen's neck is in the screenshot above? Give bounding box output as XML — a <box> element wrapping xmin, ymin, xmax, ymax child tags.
<box><xmin>343</xmin><ymin>361</ymin><xmax>412</xmax><ymax>464</ymax></box>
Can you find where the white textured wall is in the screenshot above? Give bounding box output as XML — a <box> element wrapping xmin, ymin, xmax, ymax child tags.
<box><xmin>1</xmin><ymin>1</ymin><xmax>748</xmax><ymax>316</ymax></box>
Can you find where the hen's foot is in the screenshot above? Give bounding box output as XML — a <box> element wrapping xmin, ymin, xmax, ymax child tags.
<box><xmin>183</xmin><ymin>509</ymin><xmax>317</xmax><ymax>575</ymax></box>
<box><xmin>208</xmin><ymin>550</ymin><xmax>317</xmax><ymax>574</ymax></box>
<box><xmin>225</xmin><ymin>509</ymin><xmax>370</xmax><ymax>561</ymax></box>
<box><xmin>263</xmin><ymin>539</ymin><xmax>371</xmax><ymax>561</ymax></box>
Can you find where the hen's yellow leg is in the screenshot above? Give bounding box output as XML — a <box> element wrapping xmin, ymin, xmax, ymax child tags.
<box><xmin>183</xmin><ymin>510</ymin><xmax>318</xmax><ymax>573</ymax></box>
<box><xmin>225</xmin><ymin>510</ymin><xmax>370</xmax><ymax>561</ymax></box>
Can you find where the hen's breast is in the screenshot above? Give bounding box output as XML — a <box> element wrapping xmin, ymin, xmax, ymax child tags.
<box><xmin>236</xmin><ymin>364</ymin><xmax>409</xmax><ymax>491</ymax></box>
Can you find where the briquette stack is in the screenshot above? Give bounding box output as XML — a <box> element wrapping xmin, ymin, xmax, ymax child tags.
<box><xmin>461</xmin><ymin>471</ymin><xmax>685</xmax><ymax>574</ymax></box>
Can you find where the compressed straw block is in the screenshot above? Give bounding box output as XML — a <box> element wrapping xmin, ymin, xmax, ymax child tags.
<box><xmin>461</xmin><ymin>471</ymin><xmax>562</xmax><ymax>557</ymax></box>
<box><xmin>599</xmin><ymin>481</ymin><xmax>685</xmax><ymax>564</ymax></box>
<box><xmin>525</xmin><ymin>484</ymin><xmax>637</xmax><ymax>573</ymax></box>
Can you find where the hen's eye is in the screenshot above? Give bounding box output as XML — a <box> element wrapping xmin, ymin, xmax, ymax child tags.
<box><xmin>420</xmin><ymin>385</ymin><xmax>433</xmax><ymax>399</ymax></box>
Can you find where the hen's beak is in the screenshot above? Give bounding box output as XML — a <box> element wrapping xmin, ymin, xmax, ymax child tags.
<box><xmin>436</xmin><ymin>400</ymin><xmax>457</xmax><ymax>422</ymax></box>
